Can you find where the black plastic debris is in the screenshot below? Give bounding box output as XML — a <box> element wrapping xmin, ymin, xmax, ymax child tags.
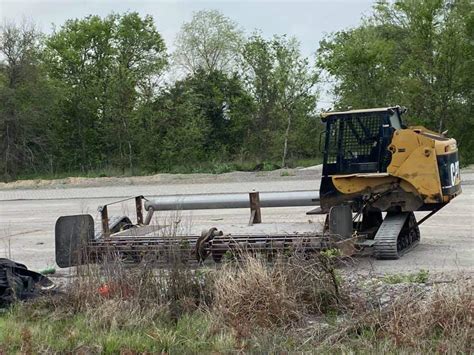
<box><xmin>0</xmin><ymin>258</ymin><xmax>54</xmax><ymax>308</ymax></box>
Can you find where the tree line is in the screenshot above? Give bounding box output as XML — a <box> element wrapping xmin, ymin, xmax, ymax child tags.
<box><xmin>0</xmin><ymin>0</ymin><xmax>472</xmax><ymax>181</ymax></box>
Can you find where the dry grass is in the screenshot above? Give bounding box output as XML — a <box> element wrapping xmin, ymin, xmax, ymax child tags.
<box><xmin>213</xmin><ymin>253</ymin><xmax>345</xmax><ymax>336</ymax></box>
<box><xmin>375</xmin><ymin>283</ymin><xmax>473</xmax><ymax>352</ymax></box>
<box><xmin>16</xmin><ymin>250</ymin><xmax>345</xmax><ymax>340</ymax></box>
<box><xmin>214</xmin><ymin>256</ymin><xmax>300</xmax><ymax>332</ymax></box>
<box><xmin>305</xmin><ymin>277</ymin><xmax>473</xmax><ymax>353</ymax></box>
<box><xmin>36</xmin><ymin>254</ymin><xmax>214</xmax><ymax>331</ymax></box>
<box><xmin>1</xmin><ymin>250</ymin><xmax>472</xmax><ymax>353</ymax></box>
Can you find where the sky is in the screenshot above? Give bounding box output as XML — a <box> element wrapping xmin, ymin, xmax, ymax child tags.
<box><xmin>1</xmin><ymin>0</ymin><xmax>374</xmax><ymax>56</ymax></box>
<box><xmin>0</xmin><ymin>0</ymin><xmax>375</xmax><ymax>107</ymax></box>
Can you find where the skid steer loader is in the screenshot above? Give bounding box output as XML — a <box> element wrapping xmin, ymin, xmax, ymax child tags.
<box><xmin>316</xmin><ymin>106</ymin><xmax>461</xmax><ymax>258</ymax></box>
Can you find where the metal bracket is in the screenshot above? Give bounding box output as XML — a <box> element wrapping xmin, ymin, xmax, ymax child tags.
<box><xmin>144</xmin><ymin>208</ymin><xmax>154</xmax><ymax>225</ymax></box>
<box><xmin>98</xmin><ymin>205</ymin><xmax>110</xmax><ymax>238</ymax></box>
<box><xmin>249</xmin><ymin>191</ymin><xmax>262</xmax><ymax>225</ymax></box>
<box><xmin>328</xmin><ymin>205</ymin><xmax>352</xmax><ymax>238</ymax></box>
<box><xmin>416</xmin><ymin>205</ymin><xmax>444</xmax><ymax>226</ymax></box>
<box><xmin>135</xmin><ymin>195</ymin><xmax>144</xmax><ymax>225</ymax></box>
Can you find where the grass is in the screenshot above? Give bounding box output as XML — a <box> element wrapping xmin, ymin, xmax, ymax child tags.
<box><xmin>382</xmin><ymin>269</ymin><xmax>430</xmax><ymax>284</ymax></box>
<box><xmin>337</xmin><ymin>283</ymin><xmax>473</xmax><ymax>353</ymax></box>
<box><xmin>0</xmin><ymin>309</ymin><xmax>234</xmax><ymax>353</ymax></box>
<box><xmin>213</xmin><ymin>254</ymin><xmax>343</xmax><ymax>335</ymax></box>
<box><xmin>0</xmin><ymin>255</ymin><xmax>471</xmax><ymax>353</ymax></box>
<box><xmin>14</xmin><ymin>167</ymin><xmax>139</xmax><ymax>181</ymax></box>
<box><xmin>8</xmin><ymin>157</ymin><xmax>322</xmax><ymax>183</ymax></box>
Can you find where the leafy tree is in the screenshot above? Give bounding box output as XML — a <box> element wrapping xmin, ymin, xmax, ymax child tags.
<box><xmin>136</xmin><ymin>79</ymin><xmax>209</xmax><ymax>171</ymax></box>
<box><xmin>0</xmin><ymin>21</ymin><xmax>58</xmax><ymax>180</ymax></box>
<box><xmin>138</xmin><ymin>69</ymin><xmax>255</xmax><ymax>170</ymax></box>
<box><xmin>173</xmin><ymin>10</ymin><xmax>244</xmax><ymax>75</ymax></box>
<box><xmin>44</xmin><ymin>15</ymin><xmax>113</xmax><ymax>172</ymax></box>
<box><xmin>318</xmin><ymin>0</ymin><xmax>473</xmax><ymax>163</ymax></box>
<box><xmin>181</xmin><ymin>69</ymin><xmax>255</xmax><ymax>159</ymax></box>
<box><xmin>106</xmin><ymin>13</ymin><xmax>168</xmax><ymax>170</ymax></box>
<box><xmin>374</xmin><ymin>0</ymin><xmax>472</xmax><ymax>134</ymax></box>
<box><xmin>243</xmin><ymin>34</ymin><xmax>319</xmax><ymax>165</ymax></box>
<box><xmin>44</xmin><ymin>13</ymin><xmax>167</xmax><ymax>172</ymax></box>
<box><xmin>4</xmin><ymin>3</ymin><xmax>471</xmax><ymax>179</ymax></box>
<box><xmin>317</xmin><ymin>25</ymin><xmax>403</xmax><ymax>108</ymax></box>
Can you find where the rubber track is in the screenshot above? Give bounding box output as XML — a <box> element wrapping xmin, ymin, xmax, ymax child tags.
<box><xmin>374</xmin><ymin>212</ymin><xmax>409</xmax><ymax>260</ymax></box>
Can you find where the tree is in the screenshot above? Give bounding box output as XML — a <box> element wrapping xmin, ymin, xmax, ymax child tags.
<box><xmin>173</xmin><ymin>10</ymin><xmax>244</xmax><ymax>75</ymax></box>
<box><xmin>273</xmin><ymin>37</ymin><xmax>319</xmax><ymax>166</ymax></box>
<box><xmin>44</xmin><ymin>13</ymin><xmax>167</xmax><ymax>172</ymax></box>
<box><xmin>138</xmin><ymin>69</ymin><xmax>255</xmax><ymax>169</ymax></box>
<box><xmin>0</xmin><ymin>21</ymin><xmax>57</xmax><ymax>180</ymax></box>
<box><xmin>181</xmin><ymin>69</ymin><xmax>255</xmax><ymax>159</ymax></box>
<box><xmin>318</xmin><ymin>0</ymin><xmax>473</xmax><ymax>163</ymax></box>
<box><xmin>107</xmin><ymin>13</ymin><xmax>168</xmax><ymax>170</ymax></box>
<box><xmin>242</xmin><ymin>34</ymin><xmax>318</xmax><ymax>165</ymax></box>
<box><xmin>317</xmin><ymin>25</ymin><xmax>403</xmax><ymax>109</ymax></box>
<box><xmin>136</xmin><ymin>79</ymin><xmax>209</xmax><ymax>171</ymax></box>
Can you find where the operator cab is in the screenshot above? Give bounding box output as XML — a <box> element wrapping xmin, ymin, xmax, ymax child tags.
<box><xmin>321</xmin><ymin>106</ymin><xmax>405</xmax><ymax>176</ymax></box>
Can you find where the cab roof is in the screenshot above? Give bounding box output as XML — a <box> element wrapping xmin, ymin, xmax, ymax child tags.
<box><xmin>320</xmin><ymin>106</ymin><xmax>402</xmax><ymax>122</ymax></box>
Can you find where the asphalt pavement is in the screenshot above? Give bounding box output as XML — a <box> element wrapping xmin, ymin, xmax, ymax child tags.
<box><xmin>1</xmin><ymin>171</ymin><xmax>472</xmax><ymax>274</ymax></box>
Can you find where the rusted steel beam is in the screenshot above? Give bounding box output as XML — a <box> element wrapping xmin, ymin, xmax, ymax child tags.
<box><xmin>135</xmin><ymin>195</ymin><xmax>144</xmax><ymax>225</ymax></box>
<box><xmin>98</xmin><ymin>205</ymin><xmax>110</xmax><ymax>239</ymax></box>
<box><xmin>249</xmin><ymin>191</ymin><xmax>262</xmax><ymax>225</ymax></box>
<box><xmin>144</xmin><ymin>209</ymin><xmax>154</xmax><ymax>225</ymax></box>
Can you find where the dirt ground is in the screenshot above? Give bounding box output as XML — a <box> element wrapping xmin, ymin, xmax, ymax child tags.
<box><xmin>0</xmin><ymin>166</ymin><xmax>472</xmax><ymax>275</ymax></box>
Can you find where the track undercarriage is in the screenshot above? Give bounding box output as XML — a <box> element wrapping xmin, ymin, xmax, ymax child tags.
<box><xmin>374</xmin><ymin>212</ymin><xmax>420</xmax><ymax>259</ymax></box>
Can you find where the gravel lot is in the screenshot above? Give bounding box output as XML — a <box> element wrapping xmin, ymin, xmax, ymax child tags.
<box><xmin>0</xmin><ymin>167</ymin><xmax>472</xmax><ymax>274</ymax></box>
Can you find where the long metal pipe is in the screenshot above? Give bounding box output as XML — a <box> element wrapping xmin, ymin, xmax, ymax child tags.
<box><xmin>144</xmin><ymin>190</ymin><xmax>320</xmax><ymax>211</ymax></box>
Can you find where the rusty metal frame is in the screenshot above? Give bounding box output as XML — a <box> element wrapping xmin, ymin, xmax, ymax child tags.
<box><xmin>135</xmin><ymin>195</ymin><xmax>144</xmax><ymax>225</ymax></box>
<box><xmin>98</xmin><ymin>196</ymin><xmax>147</xmax><ymax>238</ymax></box>
<box><xmin>249</xmin><ymin>191</ymin><xmax>262</xmax><ymax>225</ymax></box>
<box><xmin>144</xmin><ymin>208</ymin><xmax>154</xmax><ymax>225</ymax></box>
<box><xmin>86</xmin><ymin>230</ymin><xmax>344</xmax><ymax>264</ymax></box>
<box><xmin>98</xmin><ymin>205</ymin><xmax>110</xmax><ymax>239</ymax></box>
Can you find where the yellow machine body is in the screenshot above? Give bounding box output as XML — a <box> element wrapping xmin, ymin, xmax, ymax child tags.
<box><xmin>320</xmin><ymin>107</ymin><xmax>461</xmax><ymax>213</ymax></box>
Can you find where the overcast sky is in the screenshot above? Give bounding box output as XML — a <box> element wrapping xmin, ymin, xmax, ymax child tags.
<box><xmin>1</xmin><ymin>0</ymin><xmax>374</xmax><ymax>55</ymax></box>
<box><xmin>1</xmin><ymin>0</ymin><xmax>375</xmax><ymax>107</ymax></box>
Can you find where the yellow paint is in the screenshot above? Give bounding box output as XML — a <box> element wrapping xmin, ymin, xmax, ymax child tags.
<box><xmin>333</xmin><ymin>175</ymin><xmax>397</xmax><ymax>194</ymax></box>
<box><xmin>332</xmin><ymin>174</ymin><xmax>419</xmax><ymax>196</ymax></box>
<box><xmin>331</xmin><ymin>125</ymin><xmax>459</xmax><ymax>205</ymax></box>
<box><xmin>387</xmin><ymin>128</ymin><xmax>445</xmax><ymax>203</ymax></box>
